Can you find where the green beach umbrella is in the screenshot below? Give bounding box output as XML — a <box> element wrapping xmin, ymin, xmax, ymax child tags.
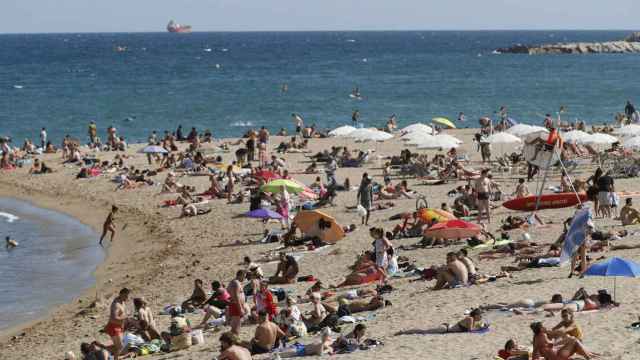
<box><xmin>260</xmin><ymin>179</ymin><xmax>304</xmax><ymax>194</ymax></box>
<box><xmin>432</xmin><ymin>117</ymin><xmax>456</xmax><ymax>129</ymax></box>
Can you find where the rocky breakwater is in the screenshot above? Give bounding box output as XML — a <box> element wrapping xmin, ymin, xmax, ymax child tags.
<box><xmin>496</xmin><ymin>32</ymin><xmax>640</xmax><ymax>54</ymax></box>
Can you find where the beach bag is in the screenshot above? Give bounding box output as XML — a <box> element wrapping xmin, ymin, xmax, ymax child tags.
<box><xmin>357</xmin><ymin>204</ymin><xmax>367</xmax><ymax>217</ymax></box>
<box><xmin>191</xmin><ymin>329</ymin><xmax>205</xmax><ymax>345</ymax></box>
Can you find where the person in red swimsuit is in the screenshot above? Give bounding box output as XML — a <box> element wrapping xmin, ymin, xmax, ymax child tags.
<box><xmin>105</xmin><ymin>288</ymin><xmax>130</xmax><ymax>360</ymax></box>
<box><xmin>227</xmin><ymin>270</ymin><xmax>247</xmax><ymax>335</ymax></box>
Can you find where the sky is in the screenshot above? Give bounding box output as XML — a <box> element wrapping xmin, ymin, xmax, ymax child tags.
<box><xmin>2</xmin><ymin>0</ymin><xmax>638</xmax><ymax>33</ymax></box>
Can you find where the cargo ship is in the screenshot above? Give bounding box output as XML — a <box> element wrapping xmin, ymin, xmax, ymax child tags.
<box><xmin>167</xmin><ymin>20</ymin><xmax>192</xmax><ymax>33</ymax></box>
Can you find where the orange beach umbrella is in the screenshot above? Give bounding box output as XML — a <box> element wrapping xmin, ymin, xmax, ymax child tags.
<box><xmin>293</xmin><ymin>210</ymin><xmax>345</xmax><ymax>244</ymax></box>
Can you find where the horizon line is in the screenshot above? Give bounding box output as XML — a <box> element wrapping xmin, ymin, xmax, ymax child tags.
<box><xmin>0</xmin><ymin>28</ymin><xmax>637</xmax><ymax>35</ymax></box>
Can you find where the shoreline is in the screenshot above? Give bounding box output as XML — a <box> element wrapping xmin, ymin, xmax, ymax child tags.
<box><xmin>0</xmin><ymin>183</ymin><xmax>111</xmax><ymax>340</ymax></box>
<box><xmin>0</xmin><ymin>179</ymin><xmax>155</xmax><ymax>342</ymax></box>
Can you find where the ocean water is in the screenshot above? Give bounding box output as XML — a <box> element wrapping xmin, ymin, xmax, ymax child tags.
<box><xmin>0</xmin><ymin>198</ymin><xmax>103</xmax><ymax>331</ymax></box>
<box><xmin>1</xmin><ymin>31</ymin><xmax>639</xmax><ymax>144</ymax></box>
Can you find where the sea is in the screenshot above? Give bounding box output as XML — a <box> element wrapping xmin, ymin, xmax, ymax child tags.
<box><xmin>0</xmin><ymin>198</ymin><xmax>103</xmax><ymax>331</ymax></box>
<box><xmin>0</xmin><ymin>30</ymin><xmax>639</xmax><ymax>330</ymax></box>
<box><xmin>1</xmin><ymin>30</ymin><xmax>640</xmax><ymax>144</ymax></box>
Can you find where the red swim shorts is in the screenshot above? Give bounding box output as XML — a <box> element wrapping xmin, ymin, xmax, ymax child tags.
<box><xmin>104</xmin><ymin>322</ymin><xmax>123</xmax><ymax>337</ymax></box>
<box><xmin>227</xmin><ymin>303</ymin><xmax>243</xmax><ymax>317</ymax></box>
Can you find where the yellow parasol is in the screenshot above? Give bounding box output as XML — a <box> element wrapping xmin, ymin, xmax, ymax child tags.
<box><xmin>432</xmin><ymin>117</ymin><xmax>456</xmax><ymax>129</ymax></box>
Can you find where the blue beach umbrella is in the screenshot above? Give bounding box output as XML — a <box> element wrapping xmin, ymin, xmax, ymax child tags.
<box><xmin>584</xmin><ymin>257</ymin><xmax>640</xmax><ymax>300</ymax></box>
<box><xmin>244</xmin><ymin>208</ymin><xmax>283</xmax><ymax>220</ymax></box>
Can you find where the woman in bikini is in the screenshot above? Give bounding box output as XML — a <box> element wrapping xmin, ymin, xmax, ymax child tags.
<box><xmin>531</xmin><ymin>321</ymin><xmax>598</xmax><ymax>360</ymax></box>
<box><xmin>442</xmin><ymin>308</ymin><xmax>488</xmax><ymax>333</ymax></box>
<box><xmin>99</xmin><ymin>205</ymin><xmax>118</xmax><ymax>246</ymax></box>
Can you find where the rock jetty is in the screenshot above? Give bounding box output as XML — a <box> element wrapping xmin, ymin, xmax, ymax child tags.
<box><xmin>496</xmin><ymin>32</ymin><xmax>640</xmax><ymax>54</ymax></box>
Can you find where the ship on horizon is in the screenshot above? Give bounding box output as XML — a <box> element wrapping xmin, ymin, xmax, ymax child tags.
<box><xmin>167</xmin><ymin>20</ymin><xmax>192</xmax><ymax>33</ymax></box>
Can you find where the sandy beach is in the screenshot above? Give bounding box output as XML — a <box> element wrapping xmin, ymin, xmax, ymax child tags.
<box><xmin>2</xmin><ymin>128</ymin><xmax>640</xmax><ymax>360</ymax></box>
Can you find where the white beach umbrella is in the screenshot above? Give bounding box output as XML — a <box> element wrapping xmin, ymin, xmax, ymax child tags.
<box><xmin>487</xmin><ymin>132</ymin><xmax>523</xmax><ymax>144</ymax></box>
<box><xmin>581</xmin><ymin>133</ymin><xmax>619</xmax><ymax>146</ymax></box>
<box><xmin>613</xmin><ymin>124</ymin><xmax>640</xmax><ymax>138</ymax></box>
<box><xmin>349</xmin><ymin>128</ymin><xmax>393</xmax><ymax>142</ymax></box>
<box><xmin>623</xmin><ymin>136</ymin><xmax>640</xmax><ymax>150</ymax></box>
<box><xmin>561</xmin><ymin>130</ymin><xmax>591</xmax><ymax>144</ymax></box>
<box><xmin>487</xmin><ymin>132</ymin><xmax>522</xmax><ymax>155</ymax></box>
<box><xmin>405</xmin><ymin>134</ymin><xmax>437</xmax><ymax>146</ymax></box>
<box><xmin>433</xmin><ymin>133</ymin><xmax>463</xmax><ymax>144</ymax></box>
<box><xmin>401</xmin><ymin>129</ymin><xmax>434</xmax><ymax>140</ymax></box>
<box><xmin>505</xmin><ymin>124</ymin><xmax>535</xmax><ymax>137</ymax></box>
<box><xmin>416</xmin><ymin>136</ymin><xmax>460</xmax><ymax>150</ymax></box>
<box><xmin>329</xmin><ymin>125</ymin><xmax>357</xmax><ymax>137</ymax></box>
<box><xmin>139</xmin><ymin>145</ymin><xmax>168</xmax><ymax>154</ymax></box>
<box><xmin>401</xmin><ymin>123</ymin><xmax>434</xmax><ymax>134</ymax></box>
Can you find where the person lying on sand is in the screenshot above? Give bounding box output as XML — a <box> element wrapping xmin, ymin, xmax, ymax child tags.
<box><xmin>531</xmin><ymin>321</ymin><xmax>599</xmax><ymax>360</ymax></box>
<box><xmin>274</xmin><ymin>327</ymin><xmax>334</xmax><ymax>357</ymax></box>
<box><xmin>442</xmin><ymin>308</ymin><xmax>489</xmax><ymax>333</ymax></box>
<box><xmin>497</xmin><ymin>339</ymin><xmax>530</xmax><ymax>360</ymax></box>
<box><xmin>181</xmin><ymin>203</ymin><xmax>212</xmax><ymax>217</ymax></box>
<box><xmin>322</xmin><ymin>295</ymin><xmax>390</xmax><ymax>314</ymax></box>
<box><xmin>332</xmin><ymin>324</ymin><xmax>367</xmax><ymax>353</ymax></box>
<box><xmin>334</xmin><ymin>265</ymin><xmax>386</xmax><ymax>288</ymax></box>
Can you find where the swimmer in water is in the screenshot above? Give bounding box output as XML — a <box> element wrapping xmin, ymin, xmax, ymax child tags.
<box><xmin>281</xmin><ymin>83</ymin><xmax>288</xmax><ymax>93</ymax></box>
<box><xmin>6</xmin><ymin>236</ymin><xmax>17</xmax><ymax>249</ymax></box>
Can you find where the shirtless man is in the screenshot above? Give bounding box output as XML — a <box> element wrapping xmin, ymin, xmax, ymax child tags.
<box><xmin>249</xmin><ymin>310</ymin><xmax>286</xmax><ymax>354</ymax></box>
<box><xmin>475</xmin><ymin>169</ymin><xmax>495</xmax><ymax>223</ymax></box>
<box><xmin>303</xmin><ymin>292</ymin><xmax>327</xmax><ymax>329</ymax></box>
<box><xmin>434</xmin><ymin>252</ymin><xmax>468</xmax><ymax>290</ymax></box>
<box><xmin>457</xmin><ymin>249</ymin><xmax>477</xmax><ymax>280</ymax></box>
<box><xmin>227</xmin><ymin>270</ymin><xmax>247</xmax><ymax>335</ymax></box>
<box><xmin>620</xmin><ymin>198</ymin><xmax>640</xmax><ymax>226</ymax></box>
<box><xmin>218</xmin><ymin>332</ymin><xmax>252</xmax><ymax>360</ymax></box>
<box><xmin>105</xmin><ymin>288</ymin><xmax>130</xmax><ymax>360</ymax></box>
<box><xmin>99</xmin><ymin>205</ymin><xmax>118</xmax><ymax>246</ymax></box>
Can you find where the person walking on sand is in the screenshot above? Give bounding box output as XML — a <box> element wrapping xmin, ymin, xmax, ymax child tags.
<box><xmin>39</xmin><ymin>127</ymin><xmax>47</xmax><ymax>149</ymax></box>
<box><xmin>99</xmin><ymin>205</ymin><xmax>118</xmax><ymax>246</ymax></box>
<box><xmin>105</xmin><ymin>288</ymin><xmax>130</xmax><ymax>360</ymax></box>
<box><xmin>227</xmin><ymin>270</ymin><xmax>247</xmax><ymax>336</ymax></box>
<box><xmin>357</xmin><ymin>173</ymin><xmax>373</xmax><ymax>226</ymax></box>
<box><xmin>475</xmin><ymin>169</ymin><xmax>495</xmax><ymax>224</ymax></box>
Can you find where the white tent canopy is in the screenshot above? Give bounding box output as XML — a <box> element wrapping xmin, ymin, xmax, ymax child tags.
<box><xmin>434</xmin><ymin>133</ymin><xmax>463</xmax><ymax>144</ymax></box>
<box><xmin>329</xmin><ymin>125</ymin><xmax>357</xmax><ymax>137</ymax></box>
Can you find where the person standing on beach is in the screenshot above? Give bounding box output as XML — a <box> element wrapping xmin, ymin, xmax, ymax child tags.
<box><xmin>258</xmin><ymin>126</ymin><xmax>270</xmax><ymax>146</ymax></box>
<box><xmin>357</xmin><ymin>173</ymin><xmax>373</xmax><ymax>226</ymax></box>
<box><xmin>352</xmin><ymin>110</ymin><xmax>360</xmax><ymax>127</ymax></box>
<box><xmin>293</xmin><ymin>113</ymin><xmax>304</xmax><ymax>137</ymax></box>
<box><xmin>475</xmin><ymin>169</ymin><xmax>494</xmax><ymax>224</ymax></box>
<box><xmin>99</xmin><ymin>205</ymin><xmax>118</xmax><ymax>246</ymax></box>
<box><xmin>39</xmin><ymin>127</ymin><xmax>47</xmax><ymax>149</ymax></box>
<box><xmin>105</xmin><ymin>288</ymin><xmax>130</xmax><ymax>360</ymax></box>
<box><xmin>88</xmin><ymin>121</ymin><xmax>97</xmax><ymax>145</ymax></box>
<box><xmin>227</xmin><ymin>270</ymin><xmax>247</xmax><ymax>336</ymax></box>
<box><xmin>625</xmin><ymin>100</ymin><xmax>636</xmax><ymax>122</ymax></box>
<box><xmin>246</xmin><ymin>131</ymin><xmax>256</xmax><ymax>162</ymax></box>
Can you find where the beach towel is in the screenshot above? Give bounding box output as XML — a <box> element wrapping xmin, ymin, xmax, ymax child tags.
<box><xmin>465</xmin><ymin>239</ymin><xmax>513</xmax><ymax>251</ymax></box>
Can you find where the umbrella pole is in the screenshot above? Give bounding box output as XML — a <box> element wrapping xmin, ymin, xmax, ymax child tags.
<box><xmin>614</xmin><ymin>277</ymin><xmax>616</xmax><ymax>303</ymax></box>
